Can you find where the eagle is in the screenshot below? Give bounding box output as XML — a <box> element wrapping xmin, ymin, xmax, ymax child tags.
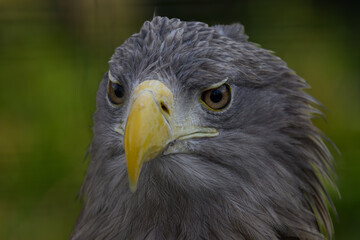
<box><xmin>70</xmin><ymin>17</ymin><xmax>335</xmax><ymax>240</ymax></box>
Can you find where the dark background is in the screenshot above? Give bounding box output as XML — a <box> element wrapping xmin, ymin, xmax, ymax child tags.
<box><xmin>1</xmin><ymin>0</ymin><xmax>359</xmax><ymax>239</ymax></box>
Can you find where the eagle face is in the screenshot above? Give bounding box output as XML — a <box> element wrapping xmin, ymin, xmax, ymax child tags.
<box><xmin>71</xmin><ymin>17</ymin><xmax>335</xmax><ymax>240</ymax></box>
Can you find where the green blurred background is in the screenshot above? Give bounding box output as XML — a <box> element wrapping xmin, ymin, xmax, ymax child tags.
<box><xmin>0</xmin><ymin>0</ymin><xmax>359</xmax><ymax>239</ymax></box>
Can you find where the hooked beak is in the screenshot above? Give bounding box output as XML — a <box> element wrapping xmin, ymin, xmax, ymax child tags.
<box><xmin>123</xmin><ymin>80</ymin><xmax>218</xmax><ymax>192</ymax></box>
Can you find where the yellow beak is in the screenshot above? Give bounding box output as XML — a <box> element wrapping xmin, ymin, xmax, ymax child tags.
<box><xmin>124</xmin><ymin>80</ymin><xmax>173</xmax><ymax>192</ymax></box>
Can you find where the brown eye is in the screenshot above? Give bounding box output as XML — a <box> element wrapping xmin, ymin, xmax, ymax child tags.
<box><xmin>201</xmin><ymin>84</ymin><xmax>231</xmax><ymax>110</ymax></box>
<box><xmin>108</xmin><ymin>81</ymin><xmax>125</xmax><ymax>105</ymax></box>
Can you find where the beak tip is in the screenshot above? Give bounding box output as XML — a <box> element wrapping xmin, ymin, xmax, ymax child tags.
<box><xmin>129</xmin><ymin>183</ymin><xmax>137</xmax><ymax>193</ymax></box>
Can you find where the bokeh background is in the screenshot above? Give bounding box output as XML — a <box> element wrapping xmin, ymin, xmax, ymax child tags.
<box><xmin>1</xmin><ymin>0</ymin><xmax>359</xmax><ymax>239</ymax></box>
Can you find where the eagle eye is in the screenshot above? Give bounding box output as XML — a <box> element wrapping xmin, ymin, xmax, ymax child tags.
<box><xmin>107</xmin><ymin>81</ymin><xmax>125</xmax><ymax>105</ymax></box>
<box><xmin>201</xmin><ymin>84</ymin><xmax>231</xmax><ymax>111</ymax></box>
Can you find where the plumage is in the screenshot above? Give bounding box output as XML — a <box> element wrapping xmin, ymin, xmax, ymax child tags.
<box><xmin>70</xmin><ymin>17</ymin><xmax>335</xmax><ymax>240</ymax></box>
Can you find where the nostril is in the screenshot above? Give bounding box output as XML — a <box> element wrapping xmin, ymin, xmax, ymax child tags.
<box><xmin>160</xmin><ymin>102</ymin><xmax>170</xmax><ymax>115</ymax></box>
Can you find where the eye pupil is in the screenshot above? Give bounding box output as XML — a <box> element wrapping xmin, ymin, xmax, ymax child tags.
<box><xmin>210</xmin><ymin>89</ymin><xmax>223</xmax><ymax>103</ymax></box>
<box><xmin>113</xmin><ymin>83</ymin><xmax>124</xmax><ymax>98</ymax></box>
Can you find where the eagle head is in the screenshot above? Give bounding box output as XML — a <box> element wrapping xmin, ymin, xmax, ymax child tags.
<box><xmin>71</xmin><ymin>17</ymin><xmax>335</xmax><ymax>240</ymax></box>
